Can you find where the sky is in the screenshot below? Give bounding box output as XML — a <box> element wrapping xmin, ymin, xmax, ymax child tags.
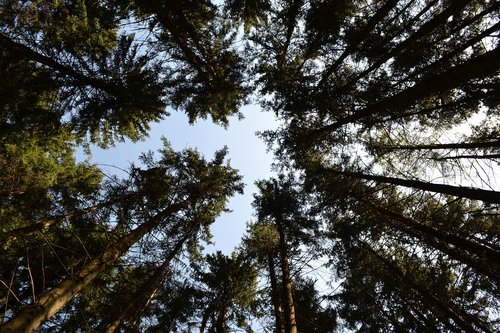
<box><xmin>81</xmin><ymin>104</ymin><xmax>279</xmax><ymax>254</ymax></box>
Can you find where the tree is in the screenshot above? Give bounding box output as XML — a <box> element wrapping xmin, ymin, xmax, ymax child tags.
<box><xmin>194</xmin><ymin>251</ymin><xmax>258</xmax><ymax>333</ymax></box>
<box><xmin>0</xmin><ymin>144</ymin><xmax>243</xmax><ymax>333</ymax></box>
<box><xmin>2</xmin><ymin>0</ymin><xmax>500</xmax><ymax>331</ymax></box>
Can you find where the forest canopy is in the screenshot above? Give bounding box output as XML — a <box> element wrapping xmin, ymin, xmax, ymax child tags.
<box><xmin>0</xmin><ymin>0</ymin><xmax>499</xmax><ymax>332</ymax></box>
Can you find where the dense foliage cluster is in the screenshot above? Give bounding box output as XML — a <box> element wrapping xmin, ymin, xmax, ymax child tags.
<box><xmin>0</xmin><ymin>0</ymin><xmax>499</xmax><ymax>332</ymax></box>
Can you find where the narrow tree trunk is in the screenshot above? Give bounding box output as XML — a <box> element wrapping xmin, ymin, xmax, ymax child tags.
<box><xmin>268</xmin><ymin>254</ymin><xmax>286</xmax><ymax>333</ymax></box>
<box><xmin>214</xmin><ymin>303</ymin><xmax>228</xmax><ymax>333</ymax></box>
<box><xmin>275</xmin><ymin>217</ymin><xmax>297</xmax><ymax>333</ymax></box>
<box><xmin>434</xmin><ymin>154</ymin><xmax>500</xmax><ymax>160</ymax></box>
<box><xmin>360</xmin><ymin>198</ymin><xmax>500</xmax><ymax>281</ymax></box>
<box><xmin>104</xmin><ymin>230</ymin><xmax>192</xmax><ymax>333</ymax></box>
<box><xmin>316</xmin><ymin>45</ymin><xmax>500</xmax><ymax>134</ymax></box>
<box><xmin>362</xmin><ymin>243</ymin><xmax>479</xmax><ymax>333</ymax></box>
<box><xmin>0</xmin><ymin>201</ymin><xmax>189</xmax><ymax>333</ymax></box>
<box><xmin>329</xmin><ymin>168</ymin><xmax>500</xmax><ymax>203</ymax></box>
<box><xmin>371</xmin><ymin>140</ymin><xmax>500</xmax><ymax>152</ymax></box>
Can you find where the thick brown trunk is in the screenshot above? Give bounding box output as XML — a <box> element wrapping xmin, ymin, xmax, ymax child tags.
<box><xmin>275</xmin><ymin>218</ymin><xmax>297</xmax><ymax>333</ymax></box>
<box><xmin>330</xmin><ymin>168</ymin><xmax>500</xmax><ymax>203</ymax></box>
<box><xmin>268</xmin><ymin>254</ymin><xmax>286</xmax><ymax>333</ymax></box>
<box><xmin>0</xmin><ymin>201</ymin><xmax>189</xmax><ymax>333</ymax></box>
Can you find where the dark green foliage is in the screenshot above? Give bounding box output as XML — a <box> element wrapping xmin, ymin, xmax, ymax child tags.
<box><xmin>1</xmin><ymin>0</ymin><xmax>500</xmax><ymax>332</ymax></box>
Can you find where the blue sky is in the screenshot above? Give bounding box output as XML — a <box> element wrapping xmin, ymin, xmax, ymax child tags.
<box><xmin>82</xmin><ymin>105</ymin><xmax>279</xmax><ymax>254</ymax></box>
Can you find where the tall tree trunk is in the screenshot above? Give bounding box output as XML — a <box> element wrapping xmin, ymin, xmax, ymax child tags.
<box><xmin>317</xmin><ymin>0</ymin><xmax>399</xmax><ymax>86</ymax></box>
<box><xmin>268</xmin><ymin>254</ymin><xmax>286</xmax><ymax>333</ymax></box>
<box><xmin>434</xmin><ymin>154</ymin><xmax>500</xmax><ymax>160</ymax></box>
<box><xmin>275</xmin><ymin>217</ymin><xmax>297</xmax><ymax>333</ymax></box>
<box><xmin>353</xmin><ymin>194</ymin><xmax>500</xmax><ymax>280</ymax></box>
<box><xmin>0</xmin><ymin>201</ymin><xmax>189</xmax><ymax>333</ymax></box>
<box><xmin>361</xmin><ymin>243</ymin><xmax>480</xmax><ymax>333</ymax></box>
<box><xmin>315</xmin><ymin>45</ymin><xmax>500</xmax><ymax>133</ymax></box>
<box><xmin>103</xmin><ymin>230</ymin><xmax>193</xmax><ymax>333</ymax></box>
<box><xmin>371</xmin><ymin>140</ymin><xmax>500</xmax><ymax>152</ymax></box>
<box><xmin>328</xmin><ymin>168</ymin><xmax>500</xmax><ymax>203</ymax></box>
<box><xmin>214</xmin><ymin>303</ymin><xmax>228</xmax><ymax>333</ymax></box>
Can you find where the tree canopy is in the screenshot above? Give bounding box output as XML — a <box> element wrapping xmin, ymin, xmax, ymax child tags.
<box><xmin>1</xmin><ymin>0</ymin><xmax>499</xmax><ymax>332</ymax></box>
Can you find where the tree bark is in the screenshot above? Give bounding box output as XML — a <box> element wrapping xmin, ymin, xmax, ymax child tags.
<box><xmin>315</xmin><ymin>45</ymin><xmax>500</xmax><ymax>134</ymax></box>
<box><xmin>362</xmin><ymin>199</ymin><xmax>500</xmax><ymax>281</ymax></box>
<box><xmin>362</xmin><ymin>243</ymin><xmax>480</xmax><ymax>333</ymax></box>
<box><xmin>433</xmin><ymin>154</ymin><xmax>500</xmax><ymax>160</ymax></box>
<box><xmin>371</xmin><ymin>140</ymin><xmax>500</xmax><ymax>152</ymax></box>
<box><xmin>329</xmin><ymin>168</ymin><xmax>500</xmax><ymax>203</ymax></box>
<box><xmin>268</xmin><ymin>254</ymin><xmax>286</xmax><ymax>333</ymax></box>
<box><xmin>0</xmin><ymin>200</ymin><xmax>189</xmax><ymax>333</ymax></box>
<box><xmin>103</xmin><ymin>230</ymin><xmax>193</xmax><ymax>333</ymax></box>
<box><xmin>275</xmin><ymin>217</ymin><xmax>297</xmax><ymax>333</ymax></box>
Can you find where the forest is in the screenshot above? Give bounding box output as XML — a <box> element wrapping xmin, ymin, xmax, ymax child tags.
<box><xmin>0</xmin><ymin>0</ymin><xmax>499</xmax><ymax>332</ymax></box>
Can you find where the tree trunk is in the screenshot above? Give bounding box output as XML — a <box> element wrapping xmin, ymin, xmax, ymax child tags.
<box><xmin>0</xmin><ymin>201</ymin><xmax>189</xmax><ymax>333</ymax></box>
<box><xmin>316</xmin><ymin>45</ymin><xmax>500</xmax><ymax>133</ymax></box>
<box><xmin>275</xmin><ymin>217</ymin><xmax>297</xmax><ymax>333</ymax></box>
<box><xmin>329</xmin><ymin>168</ymin><xmax>500</xmax><ymax>203</ymax></box>
<box><xmin>363</xmin><ymin>199</ymin><xmax>500</xmax><ymax>282</ymax></box>
<box><xmin>434</xmin><ymin>154</ymin><xmax>500</xmax><ymax>160</ymax></box>
<box><xmin>103</xmin><ymin>230</ymin><xmax>192</xmax><ymax>333</ymax></box>
<box><xmin>268</xmin><ymin>254</ymin><xmax>286</xmax><ymax>333</ymax></box>
<box><xmin>214</xmin><ymin>303</ymin><xmax>228</xmax><ymax>333</ymax></box>
<box><xmin>371</xmin><ymin>140</ymin><xmax>500</xmax><ymax>152</ymax></box>
<box><xmin>362</xmin><ymin>243</ymin><xmax>479</xmax><ymax>333</ymax></box>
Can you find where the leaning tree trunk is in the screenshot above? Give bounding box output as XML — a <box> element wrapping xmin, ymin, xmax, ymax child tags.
<box><xmin>316</xmin><ymin>45</ymin><xmax>500</xmax><ymax>133</ymax></box>
<box><xmin>103</xmin><ymin>229</ymin><xmax>193</xmax><ymax>333</ymax></box>
<box><xmin>328</xmin><ymin>168</ymin><xmax>500</xmax><ymax>203</ymax></box>
<box><xmin>0</xmin><ymin>201</ymin><xmax>189</xmax><ymax>333</ymax></box>
<box><xmin>275</xmin><ymin>217</ymin><xmax>297</xmax><ymax>333</ymax></box>
<box><xmin>371</xmin><ymin>140</ymin><xmax>500</xmax><ymax>152</ymax></box>
<box><xmin>362</xmin><ymin>242</ymin><xmax>486</xmax><ymax>333</ymax></box>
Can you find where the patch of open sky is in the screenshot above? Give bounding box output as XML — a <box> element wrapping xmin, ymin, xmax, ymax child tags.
<box><xmin>76</xmin><ymin>104</ymin><xmax>279</xmax><ymax>254</ymax></box>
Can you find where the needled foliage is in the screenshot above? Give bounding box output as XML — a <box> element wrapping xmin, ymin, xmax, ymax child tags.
<box><xmin>1</xmin><ymin>0</ymin><xmax>500</xmax><ymax>332</ymax></box>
